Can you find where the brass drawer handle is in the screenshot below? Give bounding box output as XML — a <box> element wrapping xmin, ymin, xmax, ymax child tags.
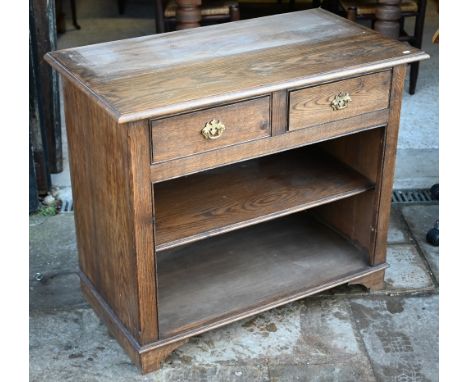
<box><xmin>201</xmin><ymin>120</ymin><xmax>226</xmax><ymax>140</ymax></box>
<box><xmin>330</xmin><ymin>92</ymin><xmax>352</xmax><ymax>110</ymax></box>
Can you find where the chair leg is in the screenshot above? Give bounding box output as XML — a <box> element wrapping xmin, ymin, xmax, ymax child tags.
<box><xmin>346</xmin><ymin>6</ymin><xmax>357</xmax><ymax>21</ymax></box>
<box><xmin>408</xmin><ymin>0</ymin><xmax>427</xmax><ymax>94</ymax></box>
<box><xmin>312</xmin><ymin>0</ymin><xmax>322</xmax><ymax>7</ymax></box>
<box><xmin>229</xmin><ymin>4</ymin><xmax>240</xmax><ymax>21</ymax></box>
<box><xmin>118</xmin><ymin>0</ymin><xmax>126</xmax><ymax>14</ymax></box>
<box><xmin>409</xmin><ymin>61</ymin><xmax>419</xmax><ymax>95</ymax></box>
<box><xmin>70</xmin><ymin>0</ymin><xmax>81</xmax><ymax>29</ymax></box>
<box><xmin>321</xmin><ymin>0</ymin><xmax>340</xmax><ymax>13</ymax></box>
<box><xmin>155</xmin><ymin>0</ymin><xmax>165</xmax><ymax>33</ymax></box>
<box><xmin>413</xmin><ymin>0</ymin><xmax>427</xmax><ymax>49</ymax></box>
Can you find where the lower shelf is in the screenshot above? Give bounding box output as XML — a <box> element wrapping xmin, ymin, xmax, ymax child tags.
<box><xmin>157</xmin><ymin>212</ymin><xmax>380</xmax><ymax>338</ymax></box>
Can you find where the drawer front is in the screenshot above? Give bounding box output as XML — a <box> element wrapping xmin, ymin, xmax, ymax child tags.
<box><xmin>289</xmin><ymin>71</ymin><xmax>391</xmax><ymax>131</ymax></box>
<box><xmin>151</xmin><ymin>97</ymin><xmax>271</xmax><ymax>163</ymax></box>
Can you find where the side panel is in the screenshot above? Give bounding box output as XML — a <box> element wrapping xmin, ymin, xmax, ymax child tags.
<box><xmin>371</xmin><ymin>64</ymin><xmax>407</xmax><ymax>264</ymax></box>
<box><xmin>63</xmin><ymin>79</ymin><xmax>158</xmax><ymax>343</ymax></box>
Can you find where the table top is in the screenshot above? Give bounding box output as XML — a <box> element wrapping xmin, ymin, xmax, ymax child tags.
<box><xmin>45</xmin><ymin>8</ymin><xmax>428</xmax><ymax>123</ymax></box>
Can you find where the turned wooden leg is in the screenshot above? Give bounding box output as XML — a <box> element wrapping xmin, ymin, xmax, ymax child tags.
<box><xmin>346</xmin><ymin>6</ymin><xmax>357</xmax><ymax>22</ymax></box>
<box><xmin>140</xmin><ymin>339</ymin><xmax>189</xmax><ymax>373</ymax></box>
<box><xmin>175</xmin><ymin>0</ymin><xmax>202</xmax><ymax>30</ymax></box>
<box><xmin>229</xmin><ymin>4</ymin><xmax>240</xmax><ymax>22</ymax></box>
<box><xmin>155</xmin><ymin>0</ymin><xmax>166</xmax><ymax>33</ymax></box>
<box><xmin>349</xmin><ymin>270</ymin><xmax>386</xmax><ymax>291</ymax></box>
<box><xmin>374</xmin><ymin>0</ymin><xmax>401</xmax><ymax>39</ymax></box>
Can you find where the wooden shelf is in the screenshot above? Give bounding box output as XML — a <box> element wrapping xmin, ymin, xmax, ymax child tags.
<box><xmin>153</xmin><ymin>149</ymin><xmax>374</xmax><ymax>251</ymax></box>
<box><xmin>157</xmin><ymin>213</ymin><xmax>382</xmax><ymax>338</ymax></box>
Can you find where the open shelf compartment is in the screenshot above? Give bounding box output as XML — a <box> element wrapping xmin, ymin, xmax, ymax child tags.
<box><xmin>153</xmin><ymin>147</ymin><xmax>375</xmax><ymax>251</ymax></box>
<box><xmin>156</xmin><ymin>211</ymin><xmax>383</xmax><ymax>338</ymax></box>
<box><xmin>155</xmin><ymin>127</ymin><xmax>386</xmax><ymax>339</ymax></box>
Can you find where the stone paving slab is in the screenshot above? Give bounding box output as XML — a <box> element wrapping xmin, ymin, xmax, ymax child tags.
<box><xmin>388</xmin><ymin>207</ymin><xmax>412</xmax><ymax>245</ymax></box>
<box><xmin>384</xmin><ymin>245</ymin><xmax>434</xmax><ymax>292</ymax></box>
<box><xmin>401</xmin><ymin>205</ymin><xmax>439</xmax><ymax>282</ymax></box>
<box><xmin>29</xmin><ymin>214</ymin><xmax>84</xmax><ymax>310</ymax></box>
<box><xmin>29</xmin><ymin>297</ymin><xmax>376</xmax><ymax>381</ymax></box>
<box><xmin>29</xmin><ymin>214</ymin><xmax>78</xmax><ymax>274</ymax></box>
<box><xmin>349</xmin><ymin>294</ymin><xmax>439</xmax><ymax>382</ymax></box>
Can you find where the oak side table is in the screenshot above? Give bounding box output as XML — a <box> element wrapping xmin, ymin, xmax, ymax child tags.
<box><xmin>46</xmin><ymin>9</ymin><xmax>428</xmax><ymax>373</ymax></box>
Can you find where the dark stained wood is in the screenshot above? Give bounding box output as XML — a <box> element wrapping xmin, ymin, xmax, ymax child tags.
<box><xmin>157</xmin><ymin>213</ymin><xmax>385</xmax><ymax>337</ymax></box>
<box><xmin>150</xmin><ymin>109</ymin><xmax>389</xmax><ymax>182</ymax></box>
<box><xmin>47</xmin><ymin>10</ymin><xmax>427</xmax><ymax>373</ymax></box>
<box><xmin>30</xmin><ymin>26</ymin><xmax>51</xmax><ymax>194</ymax></box>
<box><xmin>375</xmin><ymin>0</ymin><xmax>402</xmax><ymax>39</ymax></box>
<box><xmin>348</xmin><ymin>268</ymin><xmax>385</xmax><ymax>291</ymax></box>
<box><xmin>289</xmin><ymin>71</ymin><xmax>391</xmax><ymax>131</ymax></box>
<box><xmin>62</xmin><ymin>79</ymin><xmax>157</xmax><ymax>344</ymax></box>
<box><xmin>30</xmin><ymin>0</ymin><xmax>62</xmax><ymax>173</ymax></box>
<box><xmin>318</xmin><ymin>125</ymin><xmax>385</xmax><ymax>183</ymax></box>
<box><xmin>44</xmin><ymin>9</ymin><xmax>428</xmax><ymax>122</ymax></box>
<box><xmin>314</xmin><ymin>127</ymin><xmax>385</xmax><ymax>256</ymax></box>
<box><xmin>80</xmin><ymin>273</ymin><xmax>143</xmax><ymax>369</ymax></box>
<box><xmin>371</xmin><ymin>64</ymin><xmax>407</xmax><ymax>265</ymax></box>
<box><xmin>175</xmin><ymin>0</ymin><xmax>202</xmax><ymax>29</ymax></box>
<box><xmin>140</xmin><ymin>339</ymin><xmax>189</xmax><ymax>373</ymax></box>
<box><xmin>81</xmin><ymin>271</ymin><xmax>189</xmax><ymax>373</ymax></box>
<box><xmin>151</xmin><ymin>97</ymin><xmax>271</xmax><ymax>163</ymax></box>
<box><xmin>127</xmin><ymin>121</ymin><xmax>159</xmax><ymax>344</ymax></box>
<box><xmin>341</xmin><ymin>0</ymin><xmax>426</xmax><ymax>94</ymax></box>
<box><xmin>271</xmin><ymin>90</ymin><xmax>288</xmax><ymax>136</ymax></box>
<box><xmin>154</xmin><ymin>149</ymin><xmax>374</xmax><ymax>251</ymax></box>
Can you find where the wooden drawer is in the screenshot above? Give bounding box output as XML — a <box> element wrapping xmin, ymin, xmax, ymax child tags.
<box><xmin>151</xmin><ymin>97</ymin><xmax>271</xmax><ymax>163</ymax></box>
<box><xmin>288</xmin><ymin>71</ymin><xmax>391</xmax><ymax>131</ymax></box>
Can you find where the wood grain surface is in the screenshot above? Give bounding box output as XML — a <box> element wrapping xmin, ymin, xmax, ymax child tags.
<box><xmin>45</xmin><ymin>9</ymin><xmax>428</xmax><ymax>122</ymax></box>
<box><xmin>63</xmin><ymin>80</ymin><xmax>159</xmax><ymax>344</ymax></box>
<box><xmin>150</xmin><ymin>109</ymin><xmax>389</xmax><ymax>182</ymax></box>
<box><xmin>49</xmin><ymin>8</ymin><xmax>427</xmax><ymax>372</ymax></box>
<box><xmin>151</xmin><ymin>97</ymin><xmax>270</xmax><ymax>163</ymax></box>
<box><xmin>62</xmin><ymin>79</ymin><xmax>141</xmax><ymax>341</ymax></box>
<box><xmin>289</xmin><ymin>71</ymin><xmax>391</xmax><ymax>130</ymax></box>
<box><xmin>372</xmin><ymin>64</ymin><xmax>407</xmax><ymax>265</ymax></box>
<box><xmin>153</xmin><ymin>148</ymin><xmax>374</xmax><ymax>250</ymax></box>
<box><xmin>315</xmin><ymin>127</ymin><xmax>385</xmax><ymax>258</ymax></box>
<box><xmin>157</xmin><ymin>213</ymin><xmax>375</xmax><ymax>338</ymax></box>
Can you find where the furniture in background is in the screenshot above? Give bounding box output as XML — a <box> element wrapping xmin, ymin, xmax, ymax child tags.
<box><xmin>56</xmin><ymin>0</ymin><xmax>81</xmax><ymax>33</ymax></box>
<box><xmin>118</xmin><ymin>0</ymin><xmax>239</xmax><ymax>32</ymax></box>
<box><xmin>336</xmin><ymin>0</ymin><xmax>427</xmax><ymax>94</ymax></box>
<box><xmin>45</xmin><ymin>9</ymin><xmax>428</xmax><ymax>373</ymax></box>
<box><xmin>161</xmin><ymin>0</ymin><xmax>239</xmax><ymax>31</ymax></box>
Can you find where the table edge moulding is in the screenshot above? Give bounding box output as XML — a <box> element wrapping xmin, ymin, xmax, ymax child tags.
<box><xmin>45</xmin><ymin>8</ymin><xmax>428</xmax><ymax>374</ymax></box>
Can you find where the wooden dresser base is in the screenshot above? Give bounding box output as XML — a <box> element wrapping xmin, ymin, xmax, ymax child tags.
<box><xmin>80</xmin><ymin>264</ymin><xmax>386</xmax><ymax>373</ymax></box>
<box><xmin>45</xmin><ymin>8</ymin><xmax>427</xmax><ymax>375</ymax></box>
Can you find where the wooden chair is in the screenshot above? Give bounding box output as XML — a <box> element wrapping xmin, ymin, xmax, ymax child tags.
<box><xmin>337</xmin><ymin>0</ymin><xmax>427</xmax><ymax>94</ymax></box>
<box><xmin>157</xmin><ymin>0</ymin><xmax>240</xmax><ymax>32</ymax></box>
<box><xmin>118</xmin><ymin>1</ymin><xmax>239</xmax><ymax>33</ymax></box>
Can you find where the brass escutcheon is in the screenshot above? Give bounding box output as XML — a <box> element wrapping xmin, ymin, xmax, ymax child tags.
<box><xmin>201</xmin><ymin>119</ymin><xmax>226</xmax><ymax>140</ymax></box>
<box><xmin>330</xmin><ymin>92</ymin><xmax>352</xmax><ymax>110</ymax></box>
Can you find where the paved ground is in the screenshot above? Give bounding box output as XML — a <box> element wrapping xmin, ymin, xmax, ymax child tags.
<box><xmin>29</xmin><ymin>204</ymin><xmax>439</xmax><ymax>381</ymax></box>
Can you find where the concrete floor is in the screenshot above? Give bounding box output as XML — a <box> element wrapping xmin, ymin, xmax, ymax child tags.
<box><xmin>29</xmin><ymin>204</ymin><xmax>439</xmax><ymax>381</ymax></box>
